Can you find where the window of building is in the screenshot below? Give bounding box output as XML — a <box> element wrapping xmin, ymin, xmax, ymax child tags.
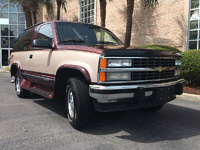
<box><xmin>188</xmin><ymin>0</ymin><xmax>200</xmax><ymax>50</ymax></box>
<box><xmin>79</xmin><ymin>0</ymin><xmax>95</xmax><ymax>24</ymax></box>
<box><xmin>0</xmin><ymin>0</ymin><xmax>25</xmax><ymax>66</ymax></box>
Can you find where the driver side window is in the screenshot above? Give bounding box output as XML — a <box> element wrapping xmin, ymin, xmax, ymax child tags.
<box><xmin>36</xmin><ymin>24</ymin><xmax>53</xmax><ymax>44</ymax></box>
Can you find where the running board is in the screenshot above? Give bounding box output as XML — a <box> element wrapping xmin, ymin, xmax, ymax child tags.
<box><xmin>29</xmin><ymin>87</ymin><xmax>53</xmax><ymax>98</ymax></box>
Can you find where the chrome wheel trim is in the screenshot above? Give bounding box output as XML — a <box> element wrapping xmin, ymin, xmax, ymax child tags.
<box><xmin>67</xmin><ymin>87</ymin><xmax>75</xmax><ymax>119</ymax></box>
<box><xmin>15</xmin><ymin>76</ymin><xmax>21</xmax><ymax>94</ymax></box>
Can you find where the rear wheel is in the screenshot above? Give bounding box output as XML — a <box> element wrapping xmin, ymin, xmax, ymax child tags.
<box><xmin>65</xmin><ymin>77</ymin><xmax>93</xmax><ymax>129</ymax></box>
<box><xmin>15</xmin><ymin>72</ymin><xmax>30</xmax><ymax>98</ymax></box>
<box><xmin>142</xmin><ymin>104</ymin><xmax>164</xmax><ymax>112</ymax></box>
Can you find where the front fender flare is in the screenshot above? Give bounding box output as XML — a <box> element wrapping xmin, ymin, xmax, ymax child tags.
<box><xmin>56</xmin><ymin>65</ymin><xmax>91</xmax><ymax>83</ymax></box>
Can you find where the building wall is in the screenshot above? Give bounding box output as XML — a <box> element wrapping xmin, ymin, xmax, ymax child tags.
<box><xmin>40</xmin><ymin>0</ymin><xmax>188</xmax><ymax>51</ymax></box>
<box><xmin>183</xmin><ymin>0</ymin><xmax>190</xmax><ymax>51</ymax></box>
<box><xmin>104</xmin><ymin>0</ymin><xmax>187</xmax><ymax>51</ymax></box>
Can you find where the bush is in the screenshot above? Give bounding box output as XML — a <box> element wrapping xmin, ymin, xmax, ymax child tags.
<box><xmin>138</xmin><ymin>44</ymin><xmax>181</xmax><ymax>53</ymax></box>
<box><xmin>181</xmin><ymin>50</ymin><xmax>200</xmax><ymax>85</ymax></box>
<box><xmin>4</xmin><ymin>66</ymin><xmax>10</xmax><ymax>71</ymax></box>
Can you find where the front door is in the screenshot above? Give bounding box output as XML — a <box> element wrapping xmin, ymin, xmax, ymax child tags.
<box><xmin>29</xmin><ymin>23</ymin><xmax>54</xmax><ymax>75</ymax></box>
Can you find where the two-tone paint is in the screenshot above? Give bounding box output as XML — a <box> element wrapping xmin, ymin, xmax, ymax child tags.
<box><xmin>10</xmin><ymin>21</ymin><xmax>184</xmax><ymax>112</ymax></box>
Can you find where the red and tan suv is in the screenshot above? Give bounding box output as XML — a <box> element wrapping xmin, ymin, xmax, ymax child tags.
<box><xmin>10</xmin><ymin>20</ymin><xmax>185</xmax><ymax>129</ymax></box>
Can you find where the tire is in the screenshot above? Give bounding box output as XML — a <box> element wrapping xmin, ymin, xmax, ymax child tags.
<box><xmin>15</xmin><ymin>71</ymin><xmax>30</xmax><ymax>98</ymax></box>
<box><xmin>65</xmin><ymin>77</ymin><xmax>93</xmax><ymax>129</ymax></box>
<box><xmin>142</xmin><ymin>104</ymin><xmax>164</xmax><ymax>112</ymax></box>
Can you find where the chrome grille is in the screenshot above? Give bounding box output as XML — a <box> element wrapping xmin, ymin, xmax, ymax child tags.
<box><xmin>132</xmin><ymin>58</ymin><xmax>175</xmax><ymax>68</ymax></box>
<box><xmin>132</xmin><ymin>70</ymin><xmax>175</xmax><ymax>81</ymax></box>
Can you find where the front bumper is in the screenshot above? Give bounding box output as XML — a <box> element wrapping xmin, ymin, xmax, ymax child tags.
<box><xmin>89</xmin><ymin>79</ymin><xmax>185</xmax><ymax>111</ymax></box>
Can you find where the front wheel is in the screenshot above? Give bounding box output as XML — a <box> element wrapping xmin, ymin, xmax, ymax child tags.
<box><xmin>65</xmin><ymin>77</ymin><xmax>93</xmax><ymax>129</ymax></box>
<box><xmin>15</xmin><ymin>72</ymin><xmax>30</xmax><ymax>98</ymax></box>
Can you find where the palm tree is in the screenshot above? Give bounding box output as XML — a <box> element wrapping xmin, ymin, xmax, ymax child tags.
<box><xmin>124</xmin><ymin>0</ymin><xmax>158</xmax><ymax>47</ymax></box>
<box><xmin>31</xmin><ymin>0</ymin><xmax>53</xmax><ymax>24</ymax></box>
<box><xmin>9</xmin><ymin>0</ymin><xmax>52</xmax><ymax>27</ymax></box>
<box><xmin>30</xmin><ymin>0</ymin><xmax>39</xmax><ymax>24</ymax></box>
<box><xmin>99</xmin><ymin>0</ymin><xmax>107</xmax><ymax>27</ymax></box>
<box><xmin>56</xmin><ymin>0</ymin><xmax>67</xmax><ymax>20</ymax></box>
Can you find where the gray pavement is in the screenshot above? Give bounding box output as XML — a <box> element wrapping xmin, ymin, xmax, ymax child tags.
<box><xmin>0</xmin><ymin>72</ymin><xmax>200</xmax><ymax>150</ymax></box>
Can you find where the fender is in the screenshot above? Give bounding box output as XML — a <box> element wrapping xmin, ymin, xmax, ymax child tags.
<box><xmin>11</xmin><ymin>63</ymin><xmax>32</xmax><ymax>90</ymax></box>
<box><xmin>57</xmin><ymin>64</ymin><xmax>91</xmax><ymax>83</ymax></box>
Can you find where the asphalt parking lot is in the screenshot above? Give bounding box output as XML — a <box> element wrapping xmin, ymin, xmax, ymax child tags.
<box><xmin>0</xmin><ymin>73</ymin><xmax>200</xmax><ymax>150</ymax></box>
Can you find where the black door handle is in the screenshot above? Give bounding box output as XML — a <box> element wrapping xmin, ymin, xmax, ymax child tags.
<box><xmin>29</xmin><ymin>54</ymin><xmax>33</xmax><ymax>59</ymax></box>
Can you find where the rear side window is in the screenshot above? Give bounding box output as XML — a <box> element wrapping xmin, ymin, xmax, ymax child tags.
<box><xmin>36</xmin><ymin>24</ymin><xmax>53</xmax><ymax>43</ymax></box>
<box><xmin>13</xmin><ymin>27</ymin><xmax>35</xmax><ymax>52</ymax></box>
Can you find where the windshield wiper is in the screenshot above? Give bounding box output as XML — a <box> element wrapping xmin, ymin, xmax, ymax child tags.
<box><xmin>60</xmin><ymin>40</ymin><xmax>86</xmax><ymax>45</ymax></box>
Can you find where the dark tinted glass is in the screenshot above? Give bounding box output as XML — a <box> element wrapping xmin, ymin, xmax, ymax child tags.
<box><xmin>12</xmin><ymin>27</ymin><xmax>35</xmax><ymax>51</ymax></box>
<box><xmin>55</xmin><ymin>22</ymin><xmax>123</xmax><ymax>46</ymax></box>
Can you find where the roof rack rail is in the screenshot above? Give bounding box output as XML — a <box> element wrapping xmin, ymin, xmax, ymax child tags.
<box><xmin>25</xmin><ymin>22</ymin><xmax>44</xmax><ymax>31</ymax></box>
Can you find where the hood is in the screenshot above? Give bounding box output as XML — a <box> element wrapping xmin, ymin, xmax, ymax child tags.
<box><xmin>101</xmin><ymin>46</ymin><xmax>181</xmax><ymax>58</ymax></box>
<box><xmin>56</xmin><ymin>45</ymin><xmax>181</xmax><ymax>58</ymax></box>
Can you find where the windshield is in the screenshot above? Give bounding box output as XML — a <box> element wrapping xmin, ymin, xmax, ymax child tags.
<box><xmin>55</xmin><ymin>22</ymin><xmax>123</xmax><ymax>46</ymax></box>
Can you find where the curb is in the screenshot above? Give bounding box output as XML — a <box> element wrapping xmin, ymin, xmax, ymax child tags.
<box><xmin>0</xmin><ymin>70</ymin><xmax>10</xmax><ymax>73</ymax></box>
<box><xmin>177</xmin><ymin>93</ymin><xmax>200</xmax><ymax>102</ymax></box>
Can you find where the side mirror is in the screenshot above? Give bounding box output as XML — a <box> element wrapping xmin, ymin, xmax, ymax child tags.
<box><xmin>32</xmin><ymin>39</ymin><xmax>52</xmax><ymax>49</ymax></box>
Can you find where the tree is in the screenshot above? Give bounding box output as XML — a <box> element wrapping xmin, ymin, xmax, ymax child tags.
<box><xmin>30</xmin><ymin>0</ymin><xmax>39</xmax><ymax>25</ymax></box>
<box><xmin>99</xmin><ymin>0</ymin><xmax>107</xmax><ymax>27</ymax></box>
<box><xmin>31</xmin><ymin>0</ymin><xmax>53</xmax><ymax>24</ymax></box>
<box><xmin>124</xmin><ymin>0</ymin><xmax>158</xmax><ymax>47</ymax></box>
<box><xmin>9</xmin><ymin>0</ymin><xmax>52</xmax><ymax>27</ymax></box>
<box><xmin>99</xmin><ymin>0</ymin><xmax>113</xmax><ymax>27</ymax></box>
<box><xmin>56</xmin><ymin>0</ymin><xmax>67</xmax><ymax>20</ymax></box>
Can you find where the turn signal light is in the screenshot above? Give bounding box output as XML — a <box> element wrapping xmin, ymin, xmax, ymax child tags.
<box><xmin>99</xmin><ymin>72</ymin><xmax>106</xmax><ymax>82</ymax></box>
<box><xmin>100</xmin><ymin>59</ymin><xmax>107</xmax><ymax>68</ymax></box>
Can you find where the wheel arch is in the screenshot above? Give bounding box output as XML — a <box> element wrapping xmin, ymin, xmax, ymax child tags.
<box><xmin>10</xmin><ymin>63</ymin><xmax>20</xmax><ymax>77</ymax></box>
<box><xmin>55</xmin><ymin>65</ymin><xmax>91</xmax><ymax>94</ymax></box>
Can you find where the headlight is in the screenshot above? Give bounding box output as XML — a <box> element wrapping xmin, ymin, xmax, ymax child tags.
<box><xmin>174</xmin><ymin>70</ymin><xmax>181</xmax><ymax>76</ymax></box>
<box><xmin>107</xmin><ymin>73</ymin><xmax>131</xmax><ymax>81</ymax></box>
<box><xmin>175</xmin><ymin>59</ymin><xmax>181</xmax><ymax>66</ymax></box>
<box><xmin>107</xmin><ymin>59</ymin><xmax>132</xmax><ymax>67</ymax></box>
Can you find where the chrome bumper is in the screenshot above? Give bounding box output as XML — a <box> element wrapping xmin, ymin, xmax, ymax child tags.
<box><xmin>89</xmin><ymin>79</ymin><xmax>185</xmax><ymax>103</ymax></box>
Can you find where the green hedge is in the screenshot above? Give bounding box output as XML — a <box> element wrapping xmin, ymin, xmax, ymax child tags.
<box><xmin>138</xmin><ymin>44</ymin><xmax>181</xmax><ymax>53</ymax></box>
<box><xmin>181</xmin><ymin>50</ymin><xmax>200</xmax><ymax>85</ymax></box>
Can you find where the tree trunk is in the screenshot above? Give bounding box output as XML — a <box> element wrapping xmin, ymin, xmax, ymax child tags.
<box><xmin>124</xmin><ymin>0</ymin><xmax>134</xmax><ymax>47</ymax></box>
<box><xmin>32</xmin><ymin>11</ymin><xmax>37</xmax><ymax>25</ymax></box>
<box><xmin>99</xmin><ymin>0</ymin><xmax>107</xmax><ymax>27</ymax></box>
<box><xmin>23</xmin><ymin>8</ymin><xmax>33</xmax><ymax>28</ymax></box>
<box><xmin>57</xmin><ymin>0</ymin><xmax>62</xmax><ymax>20</ymax></box>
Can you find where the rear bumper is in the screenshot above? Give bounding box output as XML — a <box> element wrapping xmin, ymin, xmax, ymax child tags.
<box><xmin>89</xmin><ymin>79</ymin><xmax>185</xmax><ymax>112</ymax></box>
